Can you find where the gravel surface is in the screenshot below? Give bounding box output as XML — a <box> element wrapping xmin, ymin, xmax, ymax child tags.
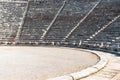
<box><xmin>0</xmin><ymin>46</ymin><xmax>99</xmax><ymax>80</ymax></box>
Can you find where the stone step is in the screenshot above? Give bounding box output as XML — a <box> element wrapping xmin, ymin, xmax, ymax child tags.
<box><xmin>80</xmin><ymin>52</ymin><xmax>120</xmax><ymax>80</ymax></box>
<box><xmin>111</xmin><ymin>73</ymin><xmax>120</xmax><ymax>80</ymax></box>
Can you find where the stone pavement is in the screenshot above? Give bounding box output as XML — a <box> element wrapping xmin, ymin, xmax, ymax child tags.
<box><xmin>80</xmin><ymin>51</ymin><xmax>120</xmax><ymax>80</ymax></box>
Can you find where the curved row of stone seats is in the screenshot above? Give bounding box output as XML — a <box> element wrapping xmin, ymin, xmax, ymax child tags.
<box><xmin>66</xmin><ymin>0</ymin><xmax>120</xmax><ymax>44</ymax></box>
<box><xmin>44</xmin><ymin>0</ymin><xmax>98</xmax><ymax>42</ymax></box>
<box><xmin>19</xmin><ymin>0</ymin><xmax>64</xmax><ymax>42</ymax></box>
<box><xmin>83</xmin><ymin>17</ymin><xmax>120</xmax><ymax>52</ymax></box>
<box><xmin>87</xmin><ymin>17</ymin><xmax>120</xmax><ymax>42</ymax></box>
<box><xmin>0</xmin><ymin>2</ymin><xmax>27</xmax><ymax>43</ymax></box>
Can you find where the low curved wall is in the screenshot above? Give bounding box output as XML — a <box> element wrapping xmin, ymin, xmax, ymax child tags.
<box><xmin>47</xmin><ymin>49</ymin><xmax>108</xmax><ymax>80</ymax></box>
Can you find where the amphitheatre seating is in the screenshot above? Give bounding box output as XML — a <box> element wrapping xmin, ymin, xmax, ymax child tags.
<box><xmin>19</xmin><ymin>0</ymin><xmax>64</xmax><ymax>42</ymax></box>
<box><xmin>44</xmin><ymin>0</ymin><xmax>98</xmax><ymax>42</ymax></box>
<box><xmin>0</xmin><ymin>2</ymin><xmax>27</xmax><ymax>43</ymax></box>
<box><xmin>0</xmin><ymin>0</ymin><xmax>120</xmax><ymax>49</ymax></box>
<box><xmin>66</xmin><ymin>0</ymin><xmax>120</xmax><ymax>44</ymax></box>
<box><xmin>83</xmin><ymin>17</ymin><xmax>120</xmax><ymax>50</ymax></box>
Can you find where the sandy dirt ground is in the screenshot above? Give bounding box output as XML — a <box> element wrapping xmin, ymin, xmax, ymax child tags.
<box><xmin>0</xmin><ymin>46</ymin><xmax>99</xmax><ymax>80</ymax></box>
